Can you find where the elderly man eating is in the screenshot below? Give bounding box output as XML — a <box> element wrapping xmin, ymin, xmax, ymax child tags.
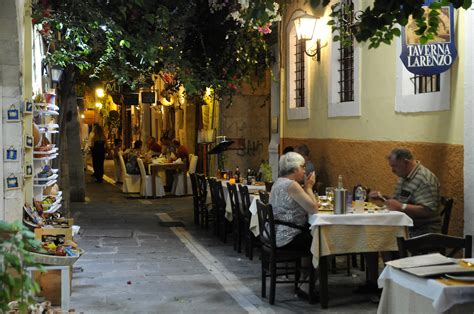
<box><xmin>370</xmin><ymin>148</ymin><xmax>441</xmax><ymax>237</ymax></box>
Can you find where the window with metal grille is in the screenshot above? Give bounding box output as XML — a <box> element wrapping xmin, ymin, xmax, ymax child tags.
<box><xmin>295</xmin><ymin>38</ymin><xmax>305</xmax><ymax>107</ymax></box>
<box><xmin>338</xmin><ymin>0</ymin><xmax>354</xmax><ymax>102</ymax></box>
<box><xmin>411</xmin><ymin>74</ymin><xmax>441</xmax><ymax>94</ymax></box>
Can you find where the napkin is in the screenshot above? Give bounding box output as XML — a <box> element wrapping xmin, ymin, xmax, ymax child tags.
<box><xmin>173</xmin><ymin>158</ymin><xmax>183</xmax><ymax>164</ymax></box>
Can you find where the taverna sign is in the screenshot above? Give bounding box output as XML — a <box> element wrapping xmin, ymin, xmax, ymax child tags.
<box><xmin>400</xmin><ymin>0</ymin><xmax>457</xmax><ymax>76</ymax></box>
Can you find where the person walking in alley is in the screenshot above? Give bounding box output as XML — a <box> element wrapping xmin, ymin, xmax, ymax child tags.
<box><xmin>90</xmin><ymin>124</ymin><xmax>106</xmax><ymax>183</ymax></box>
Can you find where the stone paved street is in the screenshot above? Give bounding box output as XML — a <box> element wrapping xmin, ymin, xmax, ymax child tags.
<box><xmin>69</xmin><ymin>161</ymin><xmax>378</xmax><ymax>313</ymax></box>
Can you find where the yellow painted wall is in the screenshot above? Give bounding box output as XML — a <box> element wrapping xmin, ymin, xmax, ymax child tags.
<box><xmin>280</xmin><ymin>4</ymin><xmax>464</xmax><ymax>145</ymax></box>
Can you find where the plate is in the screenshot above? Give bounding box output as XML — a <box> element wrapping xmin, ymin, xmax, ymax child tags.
<box><xmin>445</xmin><ymin>274</ymin><xmax>474</xmax><ymax>282</ymax></box>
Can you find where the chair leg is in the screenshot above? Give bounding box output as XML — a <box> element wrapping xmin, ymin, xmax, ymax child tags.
<box><xmin>248</xmin><ymin>234</ymin><xmax>254</xmax><ymax>261</ymax></box>
<box><xmin>346</xmin><ymin>255</ymin><xmax>351</xmax><ymax>276</ymax></box>
<box><xmin>295</xmin><ymin>259</ymin><xmax>301</xmax><ymax>292</ymax></box>
<box><xmin>261</xmin><ymin>258</ymin><xmax>267</xmax><ymax>298</ymax></box>
<box><xmin>351</xmin><ymin>253</ymin><xmax>358</xmax><ymax>267</ymax></box>
<box><xmin>269</xmin><ymin>260</ymin><xmax>277</xmax><ymax>305</ymax></box>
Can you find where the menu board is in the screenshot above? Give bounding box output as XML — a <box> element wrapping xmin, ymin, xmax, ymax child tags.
<box><xmin>123</xmin><ymin>93</ymin><xmax>139</xmax><ymax>106</ymax></box>
<box><xmin>141</xmin><ymin>92</ymin><xmax>156</xmax><ymax>104</ymax></box>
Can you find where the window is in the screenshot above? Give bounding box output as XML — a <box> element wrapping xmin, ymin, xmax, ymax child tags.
<box><xmin>411</xmin><ymin>74</ymin><xmax>441</xmax><ymax>94</ymax></box>
<box><xmin>286</xmin><ymin>11</ymin><xmax>310</xmax><ymax>120</ymax></box>
<box><xmin>338</xmin><ymin>0</ymin><xmax>355</xmax><ymax>102</ymax></box>
<box><xmin>328</xmin><ymin>0</ymin><xmax>361</xmax><ymax>117</ymax></box>
<box><xmin>295</xmin><ymin>39</ymin><xmax>306</xmax><ymax>107</ymax></box>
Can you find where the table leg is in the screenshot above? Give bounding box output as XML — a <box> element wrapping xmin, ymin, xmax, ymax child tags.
<box><xmin>319</xmin><ymin>255</ymin><xmax>329</xmax><ymax>308</ymax></box>
<box><xmin>61</xmin><ymin>266</ymin><xmax>70</xmax><ymax>312</ymax></box>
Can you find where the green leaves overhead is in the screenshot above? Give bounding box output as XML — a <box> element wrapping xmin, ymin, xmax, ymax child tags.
<box><xmin>32</xmin><ymin>0</ymin><xmax>279</xmax><ymax>96</ymax></box>
<box><xmin>329</xmin><ymin>0</ymin><xmax>471</xmax><ymax>49</ymax></box>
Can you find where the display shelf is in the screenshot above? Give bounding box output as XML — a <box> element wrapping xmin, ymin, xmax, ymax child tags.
<box><xmin>42</xmin><ymin>191</ymin><xmax>62</xmax><ymax>200</ymax></box>
<box><xmin>37</xmin><ymin>124</ymin><xmax>59</xmax><ymax>134</ymax></box>
<box><xmin>43</xmin><ymin>202</ymin><xmax>62</xmax><ymax>214</ymax></box>
<box><xmin>33</xmin><ymin>153</ymin><xmax>58</xmax><ymax>161</ymax></box>
<box><xmin>33</xmin><ymin>173</ymin><xmax>58</xmax><ymax>183</ymax></box>
<box><xmin>33</xmin><ymin>178</ymin><xmax>58</xmax><ymax>188</ymax></box>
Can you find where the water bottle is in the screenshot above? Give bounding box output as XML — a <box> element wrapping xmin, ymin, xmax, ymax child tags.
<box><xmin>354</xmin><ymin>185</ymin><xmax>366</xmax><ymax>213</ymax></box>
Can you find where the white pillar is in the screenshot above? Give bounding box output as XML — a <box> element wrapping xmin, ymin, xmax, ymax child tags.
<box><xmin>269</xmin><ymin>44</ymin><xmax>280</xmax><ymax>182</ymax></box>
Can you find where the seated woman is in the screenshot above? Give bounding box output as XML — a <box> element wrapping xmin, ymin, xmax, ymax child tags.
<box><xmin>125</xmin><ymin>140</ymin><xmax>143</xmax><ymax>175</ymax></box>
<box><xmin>270</xmin><ymin>152</ymin><xmax>318</xmax><ymax>251</ymax></box>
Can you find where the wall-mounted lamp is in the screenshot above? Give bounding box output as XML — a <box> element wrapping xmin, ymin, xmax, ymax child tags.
<box><xmin>96</xmin><ymin>88</ymin><xmax>105</xmax><ymax>98</ymax></box>
<box><xmin>51</xmin><ymin>66</ymin><xmax>64</xmax><ymax>83</ymax></box>
<box><xmin>293</xmin><ymin>13</ymin><xmax>325</xmax><ymax>62</ymax></box>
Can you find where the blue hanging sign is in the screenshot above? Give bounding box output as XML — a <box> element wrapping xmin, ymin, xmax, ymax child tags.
<box><xmin>400</xmin><ymin>0</ymin><xmax>457</xmax><ymax>76</ymax></box>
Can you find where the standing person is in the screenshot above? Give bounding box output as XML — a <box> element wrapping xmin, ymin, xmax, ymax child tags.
<box><xmin>90</xmin><ymin>124</ymin><xmax>106</xmax><ymax>183</ymax></box>
<box><xmin>113</xmin><ymin>138</ymin><xmax>123</xmax><ymax>184</ymax></box>
<box><xmin>369</xmin><ymin>148</ymin><xmax>441</xmax><ymax>237</ymax></box>
<box><xmin>295</xmin><ymin>144</ymin><xmax>315</xmax><ymax>176</ymax></box>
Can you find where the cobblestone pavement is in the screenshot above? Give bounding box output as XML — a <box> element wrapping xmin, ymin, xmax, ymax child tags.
<box><xmin>70</xmin><ymin>160</ymin><xmax>378</xmax><ymax>313</ymax></box>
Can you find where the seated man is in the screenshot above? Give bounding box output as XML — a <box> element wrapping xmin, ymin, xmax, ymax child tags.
<box><xmin>146</xmin><ymin>136</ymin><xmax>162</xmax><ymax>156</ymax></box>
<box><xmin>370</xmin><ymin>148</ymin><xmax>441</xmax><ymax>237</ymax></box>
<box><xmin>173</xmin><ymin>139</ymin><xmax>189</xmax><ymax>163</ymax></box>
<box><xmin>295</xmin><ymin>144</ymin><xmax>315</xmax><ymax>176</ymax></box>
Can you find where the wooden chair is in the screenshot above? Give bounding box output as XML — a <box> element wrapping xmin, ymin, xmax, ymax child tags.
<box><xmin>189</xmin><ymin>173</ymin><xmax>200</xmax><ymax>225</ymax></box>
<box><xmin>258</xmin><ymin>190</ymin><xmax>269</xmax><ymax>204</ymax></box>
<box><xmin>440</xmin><ymin>197</ymin><xmax>454</xmax><ymax>235</ymax></box>
<box><xmin>197</xmin><ymin>174</ymin><xmax>213</xmax><ymax>229</ymax></box>
<box><xmin>397</xmin><ymin>233</ymin><xmax>472</xmax><ymax>258</ymax></box>
<box><xmin>238</xmin><ymin>184</ymin><xmax>258</xmax><ymax>260</ymax></box>
<box><xmin>256</xmin><ymin>200</ymin><xmax>316</xmax><ymax>305</ymax></box>
<box><xmin>227</xmin><ymin>183</ymin><xmax>244</xmax><ymax>253</ymax></box>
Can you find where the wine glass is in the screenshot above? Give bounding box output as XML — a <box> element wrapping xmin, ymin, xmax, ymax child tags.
<box><xmin>325</xmin><ymin>187</ymin><xmax>335</xmax><ymax>204</ymax></box>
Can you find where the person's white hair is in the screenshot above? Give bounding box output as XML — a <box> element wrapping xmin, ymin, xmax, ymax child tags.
<box><xmin>279</xmin><ymin>152</ymin><xmax>305</xmax><ymax>176</ymax></box>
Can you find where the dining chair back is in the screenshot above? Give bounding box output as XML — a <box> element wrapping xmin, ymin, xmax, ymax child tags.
<box><xmin>215</xmin><ymin>181</ymin><xmax>229</xmax><ymax>242</ymax></box>
<box><xmin>190</xmin><ymin>173</ymin><xmax>200</xmax><ymax>224</ymax></box>
<box><xmin>197</xmin><ymin>174</ymin><xmax>213</xmax><ymax>229</ymax></box>
<box><xmin>227</xmin><ymin>183</ymin><xmax>243</xmax><ymax>253</ymax></box>
<box><xmin>259</xmin><ymin>190</ymin><xmax>269</xmax><ymax>204</ymax></box>
<box><xmin>238</xmin><ymin>184</ymin><xmax>257</xmax><ymax>260</ymax></box>
<box><xmin>255</xmin><ymin>200</ymin><xmax>316</xmax><ymax>305</ymax></box>
<box><xmin>440</xmin><ymin>196</ymin><xmax>454</xmax><ymax>235</ymax></box>
<box><xmin>118</xmin><ymin>152</ymin><xmax>141</xmax><ymax>193</ymax></box>
<box><xmin>397</xmin><ymin>233</ymin><xmax>472</xmax><ymax>258</ymax></box>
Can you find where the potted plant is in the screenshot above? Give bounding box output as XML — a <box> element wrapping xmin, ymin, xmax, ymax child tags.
<box><xmin>0</xmin><ymin>220</ymin><xmax>44</xmax><ymax>312</ymax></box>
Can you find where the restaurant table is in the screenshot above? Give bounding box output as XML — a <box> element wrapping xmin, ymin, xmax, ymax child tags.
<box><xmin>377</xmin><ymin>265</ymin><xmax>474</xmax><ymax>313</ymax></box>
<box><xmin>220</xmin><ymin>182</ymin><xmax>266</xmax><ymax>221</ymax></box>
<box><xmin>148</xmin><ymin>162</ymin><xmax>187</xmax><ymax>197</ymax></box>
<box><xmin>309</xmin><ymin>211</ymin><xmax>413</xmax><ymax>308</ymax></box>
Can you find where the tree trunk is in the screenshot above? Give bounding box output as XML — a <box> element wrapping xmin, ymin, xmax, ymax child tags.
<box><xmin>58</xmin><ymin>67</ymin><xmax>85</xmax><ymax>207</ymax></box>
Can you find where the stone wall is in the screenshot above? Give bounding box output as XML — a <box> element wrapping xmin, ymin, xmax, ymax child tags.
<box><xmin>282</xmin><ymin>138</ymin><xmax>464</xmax><ymax>237</ymax></box>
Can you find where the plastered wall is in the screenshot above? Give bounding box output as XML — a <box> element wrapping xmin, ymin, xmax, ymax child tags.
<box><xmin>282</xmin><ymin>138</ymin><xmax>464</xmax><ymax>236</ymax></box>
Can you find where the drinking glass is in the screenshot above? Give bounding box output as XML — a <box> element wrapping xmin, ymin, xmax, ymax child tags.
<box><xmin>325</xmin><ymin>187</ymin><xmax>335</xmax><ymax>204</ymax></box>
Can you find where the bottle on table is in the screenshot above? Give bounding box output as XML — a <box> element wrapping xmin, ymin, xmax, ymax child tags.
<box><xmin>247</xmin><ymin>168</ymin><xmax>251</xmax><ymax>182</ymax></box>
<box><xmin>337</xmin><ymin>175</ymin><xmax>343</xmax><ymax>189</ymax></box>
<box><xmin>354</xmin><ymin>185</ymin><xmax>366</xmax><ymax>213</ymax></box>
<box><xmin>235</xmin><ymin>166</ymin><xmax>240</xmax><ymax>183</ymax></box>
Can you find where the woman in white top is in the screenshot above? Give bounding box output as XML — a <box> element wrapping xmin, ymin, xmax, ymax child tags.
<box><xmin>269</xmin><ymin>152</ymin><xmax>318</xmax><ymax>250</ymax></box>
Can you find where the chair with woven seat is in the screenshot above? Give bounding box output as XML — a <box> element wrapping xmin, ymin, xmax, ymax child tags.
<box><xmin>440</xmin><ymin>196</ymin><xmax>454</xmax><ymax>235</ymax></box>
<box><xmin>227</xmin><ymin>183</ymin><xmax>244</xmax><ymax>253</ymax></box>
<box><xmin>397</xmin><ymin>233</ymin><xmax>472</xmax><ymax>258</ymax></box>
<box><xmin>238</xmin><ymin>184</ymin><xmax>258</xmax><ymax>260</ymax></box>
<box><xmin>256</xmin><ymin>200</ymin><xmax>317</xmax><ymax>305</ymax></box>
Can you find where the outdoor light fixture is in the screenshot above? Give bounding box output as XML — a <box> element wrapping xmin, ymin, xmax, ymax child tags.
<box><xmin>293</xmin><ymin>13</ymin><xmax>325</xmax><ymax>62</ymax></box>
<box><xmin>95</xmin><ymin>102</ymin><xmax>103</xmax><ymax>109</ymax></box>
<box><xmin>96</xmin><ymin>88</ymin><xmax>105</xmax><ymax>98</ymax></box>
<box><xmin>51</xmin><ymin>66</ymin><xmax>63</xmax><ymax>83</ymax></box>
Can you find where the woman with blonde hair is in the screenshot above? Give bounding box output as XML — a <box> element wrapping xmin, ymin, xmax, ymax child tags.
<box><xmin>90</xmin><ymin>124</ymin><xmax>106</xmax><ymax>183</ymax></box>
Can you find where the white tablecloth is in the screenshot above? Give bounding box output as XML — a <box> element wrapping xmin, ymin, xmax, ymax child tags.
<box><xmin>221</xmin><ymin>183</ymin><xmax>265</xmax><ymax>221</ymax></box>
<box><xmin>378</xmin><ymin>266</ymin><xmax>474</xmax><ymax>313</ymax></box>
<box><xmin>309</xmin><ymin>211</ymin><xmax>413</xmax><ymax>228</ymax></box>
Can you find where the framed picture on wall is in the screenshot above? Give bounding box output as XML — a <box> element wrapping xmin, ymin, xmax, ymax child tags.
<box><xmin>4</xmin><ymin>146</ymin><xmax>19</xmax><ymax>161</ymax></box>
<box><xmin>24</xmin><ymin>101</ymin><xmax>33</xmax><ymax>114</ymax></box>
<box><xmin>25</xmin><ymin>135</ymin><xmax>34</xmax><ymax>148</ymax></box>
<box><xmin>5</xmin><ymin>173</ymin><xmax>20</xmax><ymax>190</ymax></box>
<box><xmin>7</xmin><ymin>104</ymin><xmax>20</xmax><ymax>122</ymax></box>
<box><xmin>25</xmin><ymin>163</ymin><xmax>33</xmax><ymax>177</ymax></box>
